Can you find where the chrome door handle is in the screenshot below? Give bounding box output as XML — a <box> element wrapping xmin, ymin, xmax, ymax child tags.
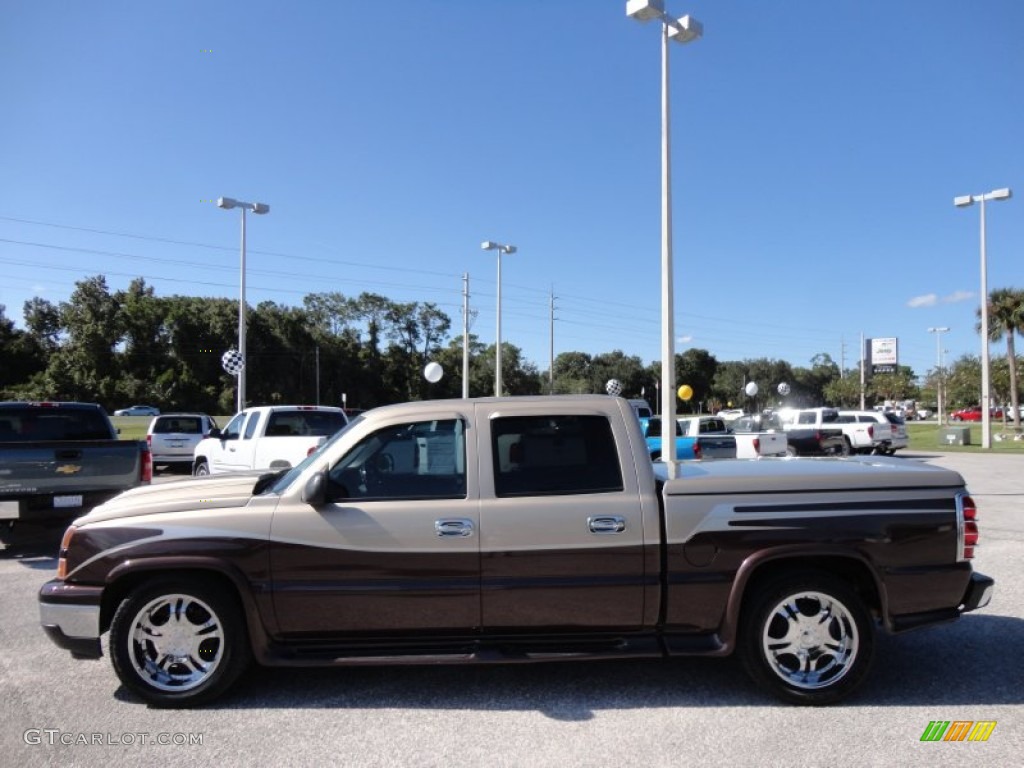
<box><xmin>588</xmin><ymin>516</ymin><xmax>626</xmax><ymax>534</ymax></box>
<box><xmin>435</xmin><ymin>518</ymin><xmax>474</xmax><ymax>537</ymax></box>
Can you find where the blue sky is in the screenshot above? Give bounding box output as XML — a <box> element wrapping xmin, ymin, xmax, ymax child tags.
<box><xmin>2</xmin><ymin>1</ymin><xmax>1021</xmax><ymax>381</ymax></box>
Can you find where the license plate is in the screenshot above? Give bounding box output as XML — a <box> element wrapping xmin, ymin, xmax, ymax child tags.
<box><xmin>53</xmin><ymin>495</ymin><xmax>84</xmax><ymax>509</ymax></box>
<box><xmin>0</xmin><ymin>500</ymin><xmax>19</xmax><ymax>520</ymax></box>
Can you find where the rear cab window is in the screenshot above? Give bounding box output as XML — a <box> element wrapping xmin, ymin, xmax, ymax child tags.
<box><xmin>0</xmin><ymin>405</ymin><xmax>113</xmax><ymax>441</ymax></box>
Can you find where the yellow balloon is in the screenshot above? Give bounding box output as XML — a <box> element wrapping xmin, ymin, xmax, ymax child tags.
<box><xmin>677</xmin><ymin>384</ymin><xmax>693</xmax><ymax>401</ymax></box>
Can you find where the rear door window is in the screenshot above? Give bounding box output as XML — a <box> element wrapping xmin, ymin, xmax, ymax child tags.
<box><xmin>491</xmin><ymin>415</ymin><xmax>623</xmax><ymax>497</ymax></box>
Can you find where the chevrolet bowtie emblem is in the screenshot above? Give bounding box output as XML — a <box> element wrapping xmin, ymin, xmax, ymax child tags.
<box><xmin>56</xmin><ymin>465</ymin><xmax>82</xmax><ymax>475</ymax></box>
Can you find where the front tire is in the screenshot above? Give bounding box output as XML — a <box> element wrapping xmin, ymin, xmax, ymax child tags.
<box><xmin>193</xmin><ymin>460</ymin><xmax>210</xmax><ymax>477</ymax></box>
<box><xmin>110</xmin><ymin>578</ymin><xmax>251</xmax><ymax>707</ymax></box>
<box><xmin>738</xmin><ymin>572</ymin><xmax>874</xmax><ymax>705</ymax></box>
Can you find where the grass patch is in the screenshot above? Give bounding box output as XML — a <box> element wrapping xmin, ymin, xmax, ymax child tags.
<box><xmin>907</xmin><ymin>422</ymin><xmax>1024</xmax><ymax>453</ymax></box>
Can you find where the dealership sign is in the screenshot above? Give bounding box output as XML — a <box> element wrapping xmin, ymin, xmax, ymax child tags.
<box><xmin>867</xmin><ymin>337</ymin><xmax>898</xmax><ymax>375</ymax></box>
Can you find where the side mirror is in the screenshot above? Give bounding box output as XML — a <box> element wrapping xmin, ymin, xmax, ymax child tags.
<box><xmin>301</xmin><ymin>470</ymin><xmax>327</xmax><ymax>506</ymax></box>
<box><xmin>208</xmin><ymin>427</ymin><xmax>222</xmax><ymax>439</ymax></box>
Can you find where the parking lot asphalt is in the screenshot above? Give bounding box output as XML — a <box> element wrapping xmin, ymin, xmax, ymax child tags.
<box><xmin>1</xmin><ymin>451</ymin><xmax>1021</xmax><ymax>767</ymax></box>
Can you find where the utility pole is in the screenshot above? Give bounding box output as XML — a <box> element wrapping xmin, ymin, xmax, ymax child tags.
<box><xmin>462</xmin><ymin>273</ymin><xmax>470</xmax><ymax>399</ymax></box>
<box><xmin>549</xmin><ymin>287</ymin><xmax>556</xmax><ymax>394</ymax></box>
<box><xmin>859</xmin><ymin>332</ymin><xmax>866</xmax><ymax>410</ymax></box>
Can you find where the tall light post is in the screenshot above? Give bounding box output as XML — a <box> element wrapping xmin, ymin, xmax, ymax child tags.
<box><xmin>928</xmin><ymin>326</ymin><xmax>949</xmax><ymax>426</ymax></box>
<box><xmin>480</xmin><ymin>240</ymin><xmax>516</xmax><ymax>397</ymax></box>
<box><xmin>626</xmin><ymin>0</ymin><xmax>702</xmax><ymax>466</ymax></box>
<box><xmin>217</xmin><ymin>196</ymin><xmax>270</xmax><ymax>412</ymax></box>
<box><xmin>954</xmin><ymin>187</ymin><xmax>1012</xmax><ymax>449</ymax></box>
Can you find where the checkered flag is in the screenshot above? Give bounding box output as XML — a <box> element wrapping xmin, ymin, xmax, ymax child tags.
<box><xmin>221</xmin><ymin>349</ymin><xmax>245</xmax><ymax>376</ymax></box>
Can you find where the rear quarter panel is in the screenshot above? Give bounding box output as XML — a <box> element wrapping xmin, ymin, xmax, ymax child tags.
<box><xmin>657</xmin><ymin>457</ymin><xmax>969</xmax><ymax>639</ymax></box>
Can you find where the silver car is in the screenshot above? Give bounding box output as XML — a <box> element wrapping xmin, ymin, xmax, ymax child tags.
<box><xmin>146</xmin><ymin>413</ymin><xmax>218</xmax><ymax>472</ymax></box>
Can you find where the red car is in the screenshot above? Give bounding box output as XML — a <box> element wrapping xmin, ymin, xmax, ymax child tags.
<box><xmin>950</xmin><ymin>406</ymin><xmax>1004</xmax><ymax>422</ymax></box>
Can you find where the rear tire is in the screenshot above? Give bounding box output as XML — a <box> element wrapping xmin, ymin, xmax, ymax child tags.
<box><xmin>739</xmin><ymin>572</ymin><xmax>874</xmax><ymax>705</ymax></box>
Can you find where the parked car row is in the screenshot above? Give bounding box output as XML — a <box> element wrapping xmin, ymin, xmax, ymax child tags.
<box><xmin>949</xmin><ymin>405</ymin><xmax>1024</xmax><ymax>422</ymax></box>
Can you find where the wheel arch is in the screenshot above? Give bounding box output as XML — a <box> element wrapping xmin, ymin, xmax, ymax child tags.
<box><xmin>717</xmin><ymin>550</ymin><xmax>885</xmax><ymax>654</ymax></box>
<box><xmin>100</xmin><ymin>559</ymin><xmax>274</xmax><ymax>661</ymax></box>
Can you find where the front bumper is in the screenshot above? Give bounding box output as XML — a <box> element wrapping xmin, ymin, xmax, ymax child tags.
<box><xmin>38</xmin><ymin>580</ymin><xmax>104</xmax><ymax>659</ymax></box>
<box><xmin>960</xmin><ymin>571</ymin><xmax>995</xmax><ymax>613</ymax></box>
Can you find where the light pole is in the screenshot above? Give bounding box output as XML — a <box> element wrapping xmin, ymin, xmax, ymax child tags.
<box><xmin>217</xmin><ymin>196</ymin><xmax>270</xmax><ymax>413</ymax></box>
<box><xmin>626</xmin><ymin>0</ymin><xmax>702</xmax><ymax>467</ymax></box>
<box><xmin>954</xmin><ymin>187</ymin><xmax>1012</xmax><ymax>449</ymax></box>
<box><xmin>928</xmin><ymin>326</ymin><xmax>949</xmax><ymax>426</ymax></box>
<box><xmin>480</xmin><ymin>240</ymin><xmax>516</xmax><ymax>397</ymax></box>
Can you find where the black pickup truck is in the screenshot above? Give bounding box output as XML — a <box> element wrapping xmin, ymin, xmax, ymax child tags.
<box><xmin>0</xmin><ymin>402</ymin><xmax>151</xmax><ymax>541</ymax></box>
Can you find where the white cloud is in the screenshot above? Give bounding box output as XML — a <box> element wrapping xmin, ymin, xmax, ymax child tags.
<box><xmin>943</xmin><ymin>290</ymin><xmax>974</xmax><ymax>304</ymax></box>
<box><xmin>678</xmin><ymin>335</ymin><xmax>693</xmax><ymax>344</ymax></box>
<box><xmin>907</xmin><ymin>294</ymin><xmax>937</xmax><ymax>308</ymax></box>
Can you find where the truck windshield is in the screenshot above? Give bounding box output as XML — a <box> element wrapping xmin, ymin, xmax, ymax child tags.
<box><xmin>262</xmin><ymin>416</ymin><xmax>363</xmax><ymax>495</ymax></box>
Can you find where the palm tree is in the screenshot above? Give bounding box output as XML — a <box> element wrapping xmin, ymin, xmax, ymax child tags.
<box><xmin>977</xmin><ymin>287</ymin><xmax>1024</xmax><ymax>430</ymax></box>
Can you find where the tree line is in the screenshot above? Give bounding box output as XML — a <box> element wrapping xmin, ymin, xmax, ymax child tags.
<box><xmin>0</xmin><ymin>275</ymin><xmax>1020</xmax><ymax>419</ymax></box>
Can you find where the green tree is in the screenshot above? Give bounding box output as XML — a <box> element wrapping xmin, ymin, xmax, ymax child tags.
<box><xmin>676</xmin><ymin>348</ymin><xmax>718</xmax><ymax>413</ymax></box>
<box><xmin>551</xmin><ymin>351</ymin><xmax>592</xmax><ymax>395</ymax></box>
<box><xmin>978</xmin><ymin>287</ymin><xmax>1024</xmax><ymax>430</ymax></box>
<box><xmin>44</xmin><ymin>276</ymin><xmax>122</xmax><ymax>405</ymax></box>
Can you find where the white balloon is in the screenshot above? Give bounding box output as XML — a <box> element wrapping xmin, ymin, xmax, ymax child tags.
<box><xmin>744</xmin><ymin>382</ymin><xmax>759</xmax><ymax>397</ymax></box>
<box><xmin>605</xmin><ymin>379</ymin><xmax>623</xmax><ymax>397</ymax></box>
<box><xmin>424</xmin><ymin>362</ymin><xmax>443</xmax><ymax>383</ymax></box>
<box><xmin>777</xmin><ymin>382</ymin><xmax>791</xmax><ymax>396</ymax></box>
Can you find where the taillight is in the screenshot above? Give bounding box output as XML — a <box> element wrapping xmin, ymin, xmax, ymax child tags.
<box><xmin>140</xmin><ymin>443</ymin><xmax>153</xmax><ymax>484</ymax></box>
<box><xmin>693</xmin><ymin>442</ymin><xmax>702</xmax><ymax>460</ymax></box>
<box><xmin>959</xmin><ymin>494</ymin><xmax>979</xmax><ymax>560</ymax></box>
<box><xmin>56</xmin><ymin>525</ymin><xmax>76</xmax><ymax>579</ymax></box>
<box><xmin>307</xmin><ymin>444</ymin><xmax>318</xmax><ymax>457</ymax></box>
<box><xmin>753</xmin><ymin>437</ymin><xmax>760</xmax><ymax>454</ymax></box>
<box><xmin>867</xmin><ymin>425</ymin><xmax>874</xmax><ymax>439</ymax></box>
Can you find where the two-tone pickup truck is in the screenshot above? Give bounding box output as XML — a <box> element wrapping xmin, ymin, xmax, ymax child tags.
<box><xmin>39</xmin><ymin>395</ymin><xmax>993</xmax><ymax>707</ymax></box>
<box><xmin>640</xmin><ymin>416</ymin><xmax>737</xmax><ymax>460</ymax></box>
<box><xmin>192</xmin><ymin>405</ymin><xmax>348</xmax><ymax>476</ymax></box>
<box><xmin>0</xmin><ymin>402</ymin><xmax>151</xmax><ymax>542</ymax></box>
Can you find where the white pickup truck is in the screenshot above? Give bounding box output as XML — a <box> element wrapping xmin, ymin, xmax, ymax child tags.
<box><xmin>725</xmin><ymin>415</ymin><xmax>789</xmax><ymax>458</ymax></box>
<box><xmin>192</xmin><ymin>405</ymin><xmax>348</xmax><ymax>475</ymax></box>
<box><xmin>778</xmin><ymin>407</ymin><xmax>891</xmax><ymax>456</ymax></box>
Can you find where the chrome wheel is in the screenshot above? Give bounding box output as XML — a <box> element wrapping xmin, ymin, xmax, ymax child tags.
<box><xmin>739</xmin><ymin>572</ymin><xmax>873</xmax><ymax>705</ymax></box>
<box><xmin>126</xmin><ymin>593</ymin><xmax>224</xmax><ymax>693</ymax></box>
<box><xmin>110</xmin><ymin>579</ymin><xmax>250</xmax><ymax>706</ymax></box>
<box><xmin>759</xmin><ymin>590</ymin><xmax>858</xmax><ymax>691</ymax></box>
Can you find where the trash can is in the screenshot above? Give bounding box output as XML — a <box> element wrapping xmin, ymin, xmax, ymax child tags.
<box><xmin>939</xmin><ymin>427</ymin><xmax>971</xmax><ymax>446</ymax></box>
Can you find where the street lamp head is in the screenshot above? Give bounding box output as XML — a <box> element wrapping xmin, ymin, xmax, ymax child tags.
<box><xmin>502</xmin><ymin>245</ymin><xmax>517</xmax><ymax>255</ymax></box>
<box><xmin>217</xmin><ymin>196</ymin><xmax>238</xmax><ymax>210</ymax></box>
<box><xmin>252</xmin><ymin>203</ymin><xmax>270</xmax><ymax>214</ymax></box>
<box><xmin>481</xmin><ymin>240</ymin><xmax>496</xmax><ymax>251</ymax></box>
<box><xmin>990</xmin><ymin>187</ymin><xmax>1012</xmax><ymax>201</ymax></box>
<box><xmin>667</xmin><ymin>14</ymin><xmax>703</xmax><ymax>43</ymax></box>
<box><xmin>928</xmin><ymin>326</ymin><xmax>950</xmax><ymax>333</ymax></box>
<box><xmin>953</xmin><ymin>195</ymin><xmax>974</xmax><ymax>208</ymax></box>
<box><xmin>626</xmin><ymin>0</ymin><xmax>665</xmax><ymax>23</ymax></box>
